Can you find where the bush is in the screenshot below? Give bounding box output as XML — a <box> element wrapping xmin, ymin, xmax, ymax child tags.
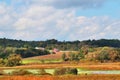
<box><xmin>54</xmin><ymin>68</ymin><xmax>66</xmax><ymax>75</ymax></box>
<box><xmin>11</xmin><ymin>69</ymin><xmax>32</xmax><ymax>75</ymax></box>
<box><xmin>0</xmin><ymin>71</ymin><xmax>5</xmax><ymax>75</ymax></box>
<box><xmin>0</xmin><ymin>58</ymin><xmax>5</xmax><ymax>66</ymax></box>
<box><xmin>39</xmin><ymin>69</ymin><xmax>46</xmax><ymax>75</ymax></box>
<box><xmin>97</xmin><ymin>51</ymin><xmax>110</xmax><ymax>63</ymax></box>
<box><xmin>67</xmin><ymin>52</ymin><xmax>85</xmax><ymax>61</ymax></box>
<box><xmin>37</xmin><ymin>69</ymin><xmax>52</xmax><ymax>75</ymax></box>
<box><xmin>54</xmin><ymin>68</ymin><xmax>78</xmax><ymax>75</ymax></box>
<box><xmin>6</xmin><ymin>54</ymin><xmax>22</xmax><ymax>67</ymax></box>
<box><xmin>77</xmin><ymin>50</ymin><xmax>85</xmax><ymax>60</ymax></box>
<box><xmin>66</xmin><ymin>68</ymin><xmax>78</xmax><ymax>75</ymax></box>
<box><xmin>62</xmin><ymin>53</ymin><xmax>66</xmax><ymax>61</ymax></box>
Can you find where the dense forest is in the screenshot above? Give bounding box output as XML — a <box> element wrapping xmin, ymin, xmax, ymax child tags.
<box><xmin>0</xmin><ymin>38</ymin><xmax>120</xmax><ymax>51</ymax></box>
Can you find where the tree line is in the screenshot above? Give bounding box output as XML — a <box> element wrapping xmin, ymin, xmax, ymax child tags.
<box><xmin>0</xmin><ymin>38</ymin><xmax>120</xmax><ymax>51</ymax></box>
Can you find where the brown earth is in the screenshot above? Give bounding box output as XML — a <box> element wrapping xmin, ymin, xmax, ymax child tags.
<box><xmin>1</xmin><ymin>75</ymin><xmax>120</xmax><ymax>80</ymax></box>
<box><xmin>24</xmin><ymin>51</ymin><xmax>71</xmax><ymax>60</ymax></box>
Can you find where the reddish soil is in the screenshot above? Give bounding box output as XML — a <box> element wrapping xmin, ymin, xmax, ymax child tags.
<box><xmin>24</xmin><ymin>51</ymin><xmax>70</xmax><ymax>60</ymax></box>
<box><xmin>1</xmin><ymin>75</ymin><xmax>120</xmax><ymax>80</ymax></box>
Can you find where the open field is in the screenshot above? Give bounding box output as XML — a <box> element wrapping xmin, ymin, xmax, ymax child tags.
<box><xmin>22</xmin><ymin>59</ymin><xmax>62</xmax><ymax>64</ymax></box>
<box><xmin>23</xmin><ymin>52</ymin><xmax>63</xmax><ymax>60</ymax></box>
<box><xmin>22</xmin><ymin>51</ymin><xmax>68</xmax><ymax>64</ymax></box>
<box><xmin>22</xmin><ymin>52</ymin><xmax>64</xmax><ymax>64</ymax></box>
<box><xmin>1</xmin><ymin>68</ymin><xmax>120</xmax><ymax>75</ymax></box>
<box><xmin>1</xmin><ymin>75</ymin><xmax>120</xmax><ymax>80</ymax></box>
<box><xmin>23</xmin><ymin>51</ymin><xmax>70</xmax><ymax>60</ymax></box>
<box><xmin>0</xmin><ymin>48</ymin><xmax>120</xmax><ymax>80</ymax></box>
<box><xmin>1</xmin><ymin>62</ymin><xmax>120</xmax><ymax>70</ymax></box>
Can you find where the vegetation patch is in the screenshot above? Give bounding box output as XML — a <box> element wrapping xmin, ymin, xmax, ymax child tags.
<box><xmin>22</xmin><ymin>59</ymin><xmax>62</xmax><ymax>64</ymax></box>
<box><xmin>11</xmin><ymin>69</ymin><xmax>32</xmax><ymax>75</ymax></box>
<box><xmin>54</xmin><ymin>68</ymin><xmax>78</xmax><ymax>75</ymax></box>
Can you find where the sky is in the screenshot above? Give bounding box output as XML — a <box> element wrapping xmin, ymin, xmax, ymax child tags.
<box><xmin>0</xmin><ymin>0</ymin><xmax>120</xmax><ymax>41</ymax></box>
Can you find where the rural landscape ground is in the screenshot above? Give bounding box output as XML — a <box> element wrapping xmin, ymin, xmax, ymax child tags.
<box><xmin>0</xmin><ymin>39</ymin><xmax>119</xmax><ymax>80</ymax></box>
<box><xmin>1</xmin><ymin>49</ymin><xmax>120</xmax><ymax>80</ymax></box>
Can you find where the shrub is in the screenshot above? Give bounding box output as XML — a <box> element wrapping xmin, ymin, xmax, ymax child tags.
<box><xmin>11</xmin><ymin>69</ymin><xmax>32</xmax><ymax>75</ymax></box>
<box><xmin>39</xmin><ymin>69</ymin><xmax>46</xmax><ymax>75</ymax></box>
<box><xmin>54</xmin><ymin>68</ymin><xmax>66</xmax><ymax>75</ymax></box>
<box><xmin>69</xmin><ymin>52</ymin><xmax>76</xmax><ymax>61</ymax></box>
<box><xmin>77</xmin><ymin>50</ymin><xmax>85</xmax><ymax>60</ymax></box>
<box><xmin>0</xmin><ymin>58</ymin><xmax>5</xmax><ymax>66</ymax></box>
<box><xmin>96</xmin><ymin>47</ymin><xmax>120</xmax><ymax>62</ymax></box>
<box><xmin>54</xmin><ymin>68</ymin><xmax>78</xmax><ymax>75</ymax></box>
<box><xmin>67</xmin><ymin>52</ymin><xmax>84</xmax><ymax>61</ymax></box>
<box><xmin>66</xmin><ymin>68</ymin><xmax>78</xmax><ymax>75</ymax></box>
<box><xmin>6</xmin><ymin>54</ymin><xmax>22</xmax><ymax>67</ymax></box>
<box><xmin>38</xmin><ymin>69</ymin><xmax>52</xmax><ymax>75</ymax></box>
<box><xmin>62</xmin><ymin>53</ymin><xmax>66</xmax><ymax>61</ymax></box>
<box><xmin>97</xmin><ymin>51</ymin><xmax>110</xmax><ymax>63</ymax></box>
<box><xmin>0</xmin><ymin>71</ymin><xmax>5</xmax><ymax>75</ymax></box>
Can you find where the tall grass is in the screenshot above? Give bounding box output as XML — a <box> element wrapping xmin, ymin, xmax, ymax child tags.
<box><xmin>1</xmin><ymin>75</ymin><xmax>120</xmax><ymax>80</ymax></box>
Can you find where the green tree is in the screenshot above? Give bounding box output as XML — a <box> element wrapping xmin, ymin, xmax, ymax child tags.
<box><xmin>97</xmin><ymin>51</ymin><xmax>110</xmax><ymax>63</ymax></box>
<box><xmin>69</xmin><ymin>52</ymin><xmax>76</xmax><ymax>61</ymax></box>
<box><xmin>0</xmin><ymin>58</ymin><xmax>5</xmax><ymax>66</ymax></box>
<box><xmin>6</xmin><ymin>54</ymin><xmax>22</xmax><ymax>67</ymax></box>
<box><xmin>77</xmin><ymin>50</ymin><xmax>85</xmax><ymax>60</ymax></box>
<box><xmin>62</xmin><ymin>53</ymin><xmax>66</xmax><ymax>61</ymax></box>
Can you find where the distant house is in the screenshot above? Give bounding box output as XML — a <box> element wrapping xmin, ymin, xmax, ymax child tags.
<box><xmin>52</xmin><ymin>48</ymin><xmax>59</xmax><ymax>53</ymax></box>
<box><xmin>35</xmin><ymin>47</ymin><xmax>45</xmax><ymax>51</ymax></box>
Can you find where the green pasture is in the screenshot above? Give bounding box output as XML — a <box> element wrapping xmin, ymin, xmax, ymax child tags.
<box><xmin>22</xmin><ymin>59</ymin><xmax>41</xmax><ymax>64</ymax></box>
<box><xmin>22</xmin><ymin>59</ymin><xmax>62</xmax><ymax>64</ymax></box>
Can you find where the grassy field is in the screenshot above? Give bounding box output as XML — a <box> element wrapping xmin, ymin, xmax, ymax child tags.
<box><xmin>1</xmin><ymin>75</ymin><xmax>120</xmax><ymax>80</ymax></box>
<box><xmin>1</xmin><ymin>50</ymin><xmax>120</xmax><ymax>80</ymax></box>
<box><xmin>24</xmin><ymin>52</ymin><xmax>65</xmax><ymax>60</ymax></box>
<box><xmin>2</xmin><ymin>68</ymin><xmax>120</xmax><ymax>76</ymax></box>
<box><xmin>7</xmin><ymin>62</ymin><xmax>120</xmax><ymax>70</ymax></box>
<box><xmin>1</xmin><ymin>61</ymin><xmax>120</xmax><ymax>70</ymax></box>
<box><xmin>1</xmin><ymin>61</ymin><xmax>120</xmax><ymax>80</ymax></box>
<box><xmin>22</xmin><ymin>51</ymin><xmax>64</xmax><ymax>64</ymax></box>
<box><xmin>22</xmin><ymin>59</ymin><xmax>62</xmax><ymax>64</ymax></box>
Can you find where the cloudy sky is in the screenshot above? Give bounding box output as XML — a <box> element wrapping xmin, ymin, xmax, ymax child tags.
<box><xmin>0</xmin><ymin>0</ymin><xmax>120</xmax><ymax>41</ymax></box>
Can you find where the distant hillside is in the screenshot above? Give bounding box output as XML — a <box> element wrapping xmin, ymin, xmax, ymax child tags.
<box><xmin>0</xmin><ymin>38</ymin><xmax>120</xmax><ymax>50</ymax></box>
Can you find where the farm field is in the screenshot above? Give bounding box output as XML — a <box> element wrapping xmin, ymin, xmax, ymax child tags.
<box><xmin>1</xmin><ymin>59</ymin><xmax>120</xmax><ymax>80</ymax></box>
<box><xmin>22</xmin><ymin>51</ymin><xmax>71</xmax><ymax>64</ymax></box>
<box><xmin>1</xmin><ymin>62</ymin><xmax>120</xmax><ymax>70</ymax></box>
<box><xmin>23</xmin><ymin>51</ymin><xmax>71</xmax><ymax>60</ymax></box>
<box><xmin>0</xmin><ymin>48</ymin><xmax>120</xmax><ymax>80</ymax></box>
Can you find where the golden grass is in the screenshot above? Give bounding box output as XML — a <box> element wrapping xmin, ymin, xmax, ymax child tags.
<box><xmin>0</xmin><ymin>75</ymin><xmax>53</xmax><ymax>80</ymax></box>
<box><xmin>0</xmin><ymin>62</ymin><xmax>120</xmax><ymax>70</ymax></box>
<box><xmin>54</xmin><ymin>74</ymin><xmax>120</xmax><ymax>80</ymax></box>
<box><xmin>24</xmin><ymin>52</ymin><xmax>65</xmax><ymax>60</ymax></box>
<box><xmin>1</xmin><ymin>74</ymin><xmax>120</xmax><ymax>80</ymax></box>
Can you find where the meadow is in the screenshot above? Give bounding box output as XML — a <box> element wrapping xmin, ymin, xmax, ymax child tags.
<box><xmin>1</xmin><ymin>47</ymin><xmax>120</xmax><ymax>80</ymax></box>
<box><xmin>1</xmin><ymin>61</ymin><xmax>120</xmax><ymax>80</ymax></box>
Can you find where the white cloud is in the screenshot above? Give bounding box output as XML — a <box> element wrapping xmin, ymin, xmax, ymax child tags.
<box><xmin>0</xmin><ymin>0</ymin><xmax>120</xmax><ymax>41</ymax></box>
<box><xmin>0</xmin><ymin>5</ymin><xmax>6</xmax><ymax>15</ymax></box>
